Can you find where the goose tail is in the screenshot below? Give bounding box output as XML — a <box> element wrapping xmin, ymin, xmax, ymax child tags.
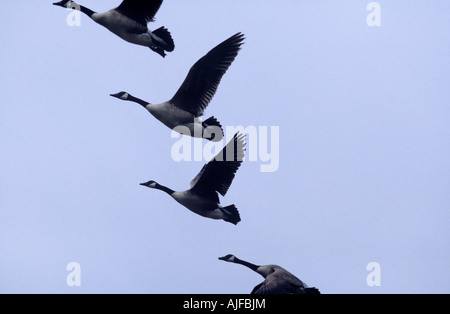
<box><xmin>150</xmin><ymin>26</ymin><xmax>175</xmax><ymax>57</ymax></box>
<box><xmin>203</xmin><ymin>116</ymin><xmax>224</xmax><ymax>141</ymax></box>
<box><xmin>221</xmin><ymin>205</ymin><xmax>241</xmax><ymax>225</ymax></box>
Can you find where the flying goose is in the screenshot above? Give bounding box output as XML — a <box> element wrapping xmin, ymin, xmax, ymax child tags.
<box><xmin>111</xmin><ymin>32</ymin><xmax>245</xmax><ymax>141</ymax></box>
<box><xmin>140</xmin><ymin>132</ymin><xmax>245</xmax><ymax>225</ymax></box>
<box><xmin>219</xmin><ymin>255</ymin><xmax>321</xmax><ymax>294</ymax></box>
<box><xmin>53</xmin><ymin>0</ymin><xmax>174</xmax><ymax>57</ymax></box>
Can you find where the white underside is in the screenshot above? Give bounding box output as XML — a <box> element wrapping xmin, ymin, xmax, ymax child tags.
<box><xmin>92</xmin><ymin>11</ymin><xmax>155</xmax><ymax>47</ymax></box>
<box><xmin>146</xmin><ymin>103</ymin><xmax>206</xmax><ymax>138</ymax></box>
<box><xmin>171</xmin><ymin>191</ymin><xmax>223</xmax><ymax>220</ymax></box>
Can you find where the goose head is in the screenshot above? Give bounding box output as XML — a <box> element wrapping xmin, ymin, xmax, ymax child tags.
<box><xmin>110</xmin><ymin>92</ymin><xmax>131</xmax><ymax>101</ymax></box>
<box><xmin>219</xmin><ymin>254</ymin><xmax>275</xmax><ymax>277</ymax></box>
<box><xmin>219</xmin><ymin>254</ymin><xmax>237</xmax><ymax>262</ymax></box>
<box><xmin>140</xmin><ymin>180</ymin><xmax>159</xmax><ymax>189</ymax></box>
<box><xmin>140</xmin><ymin>180</ymin><xmax>174</xmax><ymax>195</ymax></box>
<box><xmin>53</xmin><ymin>0</ymin><xmax>74</xmax><ymax>8</ymax></box>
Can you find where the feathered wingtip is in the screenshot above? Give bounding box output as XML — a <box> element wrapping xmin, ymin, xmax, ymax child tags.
<box><xmin>224</xmin><ymin>32</ymin><xmax>246</xmax><ymax>51</ymax></box>
<box><xmin>213</xmin><ymin>132</ymin><xmax>246</xmax><ymax>163</ymax></box>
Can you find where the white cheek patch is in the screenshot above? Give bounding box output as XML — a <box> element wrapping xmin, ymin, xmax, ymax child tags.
<box><xmin>121</xmin><ymin>93</ymin><xmax>129</xmax><ymax>100</ymax></box>
<box><xmin>149</xmin><ymin>182</ymin><xmax>157</xmax><ymax>188</ymax></box>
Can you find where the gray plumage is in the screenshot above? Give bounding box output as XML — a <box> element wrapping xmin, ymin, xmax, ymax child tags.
<box><xmin>219</xmin><ymin>255</ymin><xmax>321</xmax><ymax>294</ymax></box>
<box><xmin>110</xmin><ymin>33</ymin><xmax>245</xmax><ymax>141</ymax></box>
<box><xmin>140</xmin><ymin>133</ymin><xmax>245</xmax><ymax>225</ymax></box>
<box><xmin>53</xmin><ymin>0</ymin><xmax>174</xmax><ymax>57</ymax></box>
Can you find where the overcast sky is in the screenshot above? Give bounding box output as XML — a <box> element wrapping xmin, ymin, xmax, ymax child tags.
<box><xmin>1</xmin><ymin>1</ymin><xmax>449</xmax><ymax>294</ymax></box>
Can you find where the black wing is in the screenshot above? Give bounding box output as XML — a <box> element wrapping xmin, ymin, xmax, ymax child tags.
<box><xmin>251</xmin><ymin>282</ymin><xmax>266</xmax><ymax>294</ymax></box>
<box><xmin>252</xmin><ymin>269</ymin><xmax>310</xmax><ymax>295</ymax></box>
<box><xmin>170</xmin><ymin>33</ymin><xmax>245</xmax><ymax>116</ymax></box>
<box><xmin>251</xmin><ymin>281</ymin><xmax>294</xmax><ymax>294</ymax></box>
<box><xmin>116</xmin><ymin>0</ymin><xmax>163</xmax><ymax>26</ymax></box>
<box><xmin>190</xmin><ymin>133</ymin><xmax>245</xmax><ymax>201</ymax></box>
<box><xmin>251</xmin><ymin>279</ymin><xmax>299</xmax><ymax>295</ymax></box>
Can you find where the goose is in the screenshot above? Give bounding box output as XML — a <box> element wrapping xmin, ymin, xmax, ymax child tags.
<box><xmin>111</xmin><ymin>32</ymin><xmax>245</xmax><ymax>142</ymax></box>
<box><xmin>140</xmin><ymin>132</ymin><xmax>245</xmax><ymax>225</ymax></box>
<box><xmin>219</xmin><ymin>255</ymin><xmax>321</xmax><ymax>294</ymax></box>
<box><xmin>53</xmin><ymin>0</ymin><xmax>174</xmax><ymax>57</ymax></box>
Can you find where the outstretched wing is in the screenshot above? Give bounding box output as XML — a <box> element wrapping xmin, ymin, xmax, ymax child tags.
<box><xmin>190</xmin><ymin>133</ymin><xmax>245</xmax><ymax>200</ymax></box>
<box><xmin>252</xmin><ymin>269</ymin><xmax>311</xmax><ymax>295</ymax></box>
<box><xmin>116</xmin><ymin>0</ymin><xmax>163</xmax><ymax>26</ymax></box>
<box><xmin>170</xmin><ymin>33</ymin><xmax>245</xmax><ymax>116</ymax></box>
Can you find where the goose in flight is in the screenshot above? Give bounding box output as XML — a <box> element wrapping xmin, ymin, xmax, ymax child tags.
<box><xmin>111</xmin><ymin>32</ymin><xmax>245</xmax><ymax>141</ymax></box>
<box><xmin>53</xmin><ymin>0</ymin><xmax>174</xmax><ymax>57</ymax></box>
<box><xmin>140</xmin><ymin>132</ymin><xmax>245</xmax><ymax>225</ymax></box>
<box><xmin>219</xmin><ymin>255</ymin><xmax>321</xmax><ymax>294</ymax></box>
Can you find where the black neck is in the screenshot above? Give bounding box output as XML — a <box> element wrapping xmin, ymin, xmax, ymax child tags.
<box><xmin>79</xmin><ymin>5</ymin><xmax>96</xmax><ymax>17</ymax></box>
<box><xmin>234</xmin><ymin>257</ymin><xmax>260</xmax><ymax>272</ymax></box>
<box><xmin>156</xmin><ymin>183</ymin><xmax>175</xmax><ymax>196</ymax></box>
<box><xmin>128</xmin><ymin>95</ymin><xmax>150</xmax><ymax>109</ymax></box>
<box><xmin>67</xmin><ymin>2</ymin><xmax>96</xmax><ymax>18</ymax></box>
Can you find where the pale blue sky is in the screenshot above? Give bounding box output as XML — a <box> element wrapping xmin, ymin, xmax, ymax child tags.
<box><xmin>1</xmin><ymin>1</ymin><xmax>449</xmax><ymax>293</ymax></box>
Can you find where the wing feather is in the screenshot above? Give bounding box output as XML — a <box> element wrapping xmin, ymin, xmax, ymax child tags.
<box><xmin>190</xmin><ymin>133</ymin><xmax>245</xmax><ymax>199</ymax></box>
<box><xmin>116</xmin><ymin>0</ymin><xmax>163</xmax><ymax>26</ymax></box>
<box><xmin>170</xmin><ymin>33</ymin><xmax>245</xmax><ymax>116</ymax></box>
<box><xmin>252</xmin><ymin>269</ymin><xmax>309</xmax><ymax>294</ymax></box>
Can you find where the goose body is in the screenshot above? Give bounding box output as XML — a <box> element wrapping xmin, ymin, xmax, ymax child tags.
<box><xmin>170</xmin><ymin>191</ymin><xmax>227</xmax><ymax>220</ymax></box>
<box><xmin>146</xmin><ymin>101</ymin><xmax>197</xmax><ymax>131</ymax></box>
<box><xmin>92</xmin><ymin>11</ymin><xmax>154</xmax><ymax>46</ymax></box>
<box><xmin>219</xmin><ymin>255</ymin><xmax>321</xmax><ymax>294</ymax></box>
<box><xmin>111</xmin><ymin>33</ymin><xmax>245</xmax><ymax>141</ymax></box>
<box><xmin>53</xmin><ymin>0</ymin><xmax>175</xmax><ymax>57</ymax></box>
<box><xmin>140</xmin><ymin>133</ymin><xmax>246</xmax><ymax>225</ymax></box>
